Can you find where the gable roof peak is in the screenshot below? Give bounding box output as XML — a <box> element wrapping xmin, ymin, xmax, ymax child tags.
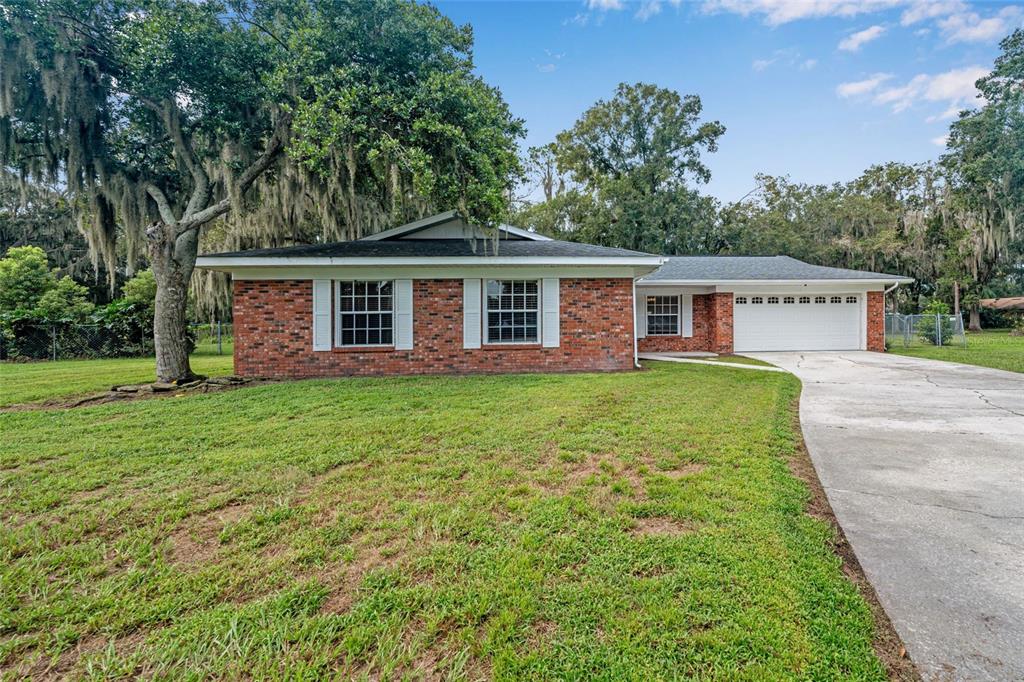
<box><xmin>359</xmin><ymin>211</ymin><xmax>551</xmax><ymax>242</ymax></box>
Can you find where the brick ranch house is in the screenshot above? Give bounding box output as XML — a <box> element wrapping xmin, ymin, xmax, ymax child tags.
<box><xmin>195</xmin><ymin>211</ymin><xmax>913</xmax><ymax>378</ymax></box>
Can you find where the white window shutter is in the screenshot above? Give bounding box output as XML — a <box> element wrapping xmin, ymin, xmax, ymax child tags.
<box><xmin>312</xmin><ymin>279</ymin><xmax>332</xmax><ymax>351</ymax></box>
<box><xmin>681</xmin><ymin>294</ymin><xmax>693</xmax><ymax>337</ymax></box>
<box><xmin>636</xmin><ymin>292</ymin><xmax>647</xmax><ymax>338</ymax></box>
<box><xmin>394</xmin><ymin>279</ymin><xmax>413</xmax><ymax>350</ymax></box>
<box><xmin>542</xmin><ymin>278</ymin><xmax>560</xmax><ymax>347</ymax></box>
<box><xmin>463</xmin><ymin>279</ymin><xmax>481</xmax><ymax>349</ymax></box>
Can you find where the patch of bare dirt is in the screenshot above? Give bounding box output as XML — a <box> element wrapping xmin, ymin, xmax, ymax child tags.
<box><xmin>655</xmin><ymin>462</ymin><xmax>707</xmax><ymax>479</ymax></box>
<box><xmin>629</xmin><ymin>516</ymin><xmax>694</xmax><ymax>536</ymax></box>
<box><xmin>318</xmin><ymin>538</ymin><xmax>411</xmax><ymax>615</ymax></box>
<box><xmin>20</xmin><ymin>630</ymin><xmax>146</xmax><ymax>681</ymax></box>
<box><xmin>526</xmin><ymin>619</ymin><xmax>559</xmax><ymax>649</ymax></box>
<box><xmin>787</xmin><ymin>404</ymin><xmax>920</xmax><ymax>681</ymax></box>
<box><xmin>166</xmin><ymin>502</ymin><xmax>252</xmax><ymax>566</ymax></box>
<box><xmin>538</xmin><ymin>453</ymin><xmax>649</xmax><ymax>498</ymax></box>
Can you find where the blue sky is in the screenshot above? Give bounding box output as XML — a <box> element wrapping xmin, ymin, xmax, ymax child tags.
<box><xmin>435</xmin><ymin>0</ymin><xmax>1021</xmax><ymax>202</ymax></box>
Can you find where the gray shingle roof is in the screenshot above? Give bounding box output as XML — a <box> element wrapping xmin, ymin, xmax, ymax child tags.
<box><xmin>642</xmin><ymin>256</ymin><xmax>909</xmax><ymax>281</ymax></box>
<box><xmin>201</xmin><ymin>238</ymin><xmax>655</xmax><ymax>259</ymax></box>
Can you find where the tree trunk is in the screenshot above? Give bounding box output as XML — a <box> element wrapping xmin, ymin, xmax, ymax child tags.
<box><xmin>968</xmin><ymin>304</ymin><xmax>982</xmax><ymax>332</ymax></box>
<box><xmin>149</xmin><ymin>224</ymin><xmax>199</xmax><ymax>382</ymax></box>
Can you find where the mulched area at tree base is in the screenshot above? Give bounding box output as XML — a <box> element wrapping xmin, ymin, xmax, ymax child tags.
<box><xmin>0</xmin><ymin>375</ymin><xmax>277</xmax><ymax>412</ymax></box>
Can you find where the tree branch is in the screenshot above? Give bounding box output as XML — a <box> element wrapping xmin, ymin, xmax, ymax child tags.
<box><xmin>145</xmin><ymin>183</ymin><xmax>178</xmax><ymax>226</ymax></box>
<box><xmin>177</xmin><ymin>113</ymin><xmax>291</xmax><ymax>235</ymax></box>
<box><xmin>159</xmin><ymin>101</ymin><xmax>211</xmax><ymax>217</ymax></box>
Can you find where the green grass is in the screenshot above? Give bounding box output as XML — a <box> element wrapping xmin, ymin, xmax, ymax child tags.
<box><xmin>0</xmin><ymin>348</ymin><xmax>234</xmax><ymax>407</ymax></box>
<box><xmin>0</xmin><ymin>362</ymin><xmax>886</xmax><ymax>680</ymax></box>
<box><xmin>889</xmin><ymin>329</ymin><xmax>1024</xmax><ymax>373</ymax></box>
<box><xmin>703</xmin><ymin>355</ymin><xmax>773</xmax><ymax>367</ymax></box>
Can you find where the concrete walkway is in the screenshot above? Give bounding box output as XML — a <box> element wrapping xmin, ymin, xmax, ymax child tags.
<box><xmin>746</xmin><ymin>352</ymin><xmax>1024</xmax><ymax>682</ymax></box>
<box><xmin>637</xmin><ymin>353</ymin><xmax>788</xmax><ymax>373</ymax></box>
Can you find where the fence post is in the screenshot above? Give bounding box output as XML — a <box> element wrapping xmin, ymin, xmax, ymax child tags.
<box><xmin>51</xmin><ymin>325</ymin><xmax>57</xmax><ymax>361</ymax></box>
<box><xmin>936</xmin><ymin>314</ymin><xmax>942</xmax><ymax>346</ymax></box>
<box><xmin>217</xmin><ymin>321</ymin><xmax>222</xmax><ymax>355</ymax></box>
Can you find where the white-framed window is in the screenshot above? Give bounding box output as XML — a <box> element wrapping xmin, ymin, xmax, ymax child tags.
<box><xmin>799</xmin><ymin>296</ymin><xmax>811</xmax><ymax>304</ymax></box>
<box><xmin>846</xmin><ymin>295</ymin><xmax>858</xmax><ymax>304</ymax></box>
<box><xmin>830</xmin><ymin>296</ymin><xmax>842</xmax><ymax>304</ymax></box>
<box><xmin>751</xmin><ymin>296</ymin><xmax>764</xmax><ymax>304</ymax></box>
<box><xmin>337</xmin><ymin>280</ymin><xmax>393</xmax><ymax>346</ymax></box>
<box><xmin>646</xmin><ymin>295</ymin><xmax>680</xmax><ymax>335</ymax></box>
<box><xmin>735</xmin><ymin>296</ymin><xmax>747</xmax><ymax>304</ymax></box>
<box><xmin>783</xmin><ymin>296</ymin><xmax>795</xmax><ymax>304</ymax></box>
<box><xmin>815</xmin><ymin>296</ymin><xmax>826</xmax><ymax>304</ymax></box>
<box><xmin>485</xmin><ymin>279</ymin><xmax>539</xmax><ymax>343</ymax></box>
<box><xmin>767</xmin><ymin>296</ymin><xmax>779</xmax><ymax>304</ymax></box>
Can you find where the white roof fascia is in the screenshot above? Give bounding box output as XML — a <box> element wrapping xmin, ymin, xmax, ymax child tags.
<box><xmin>498</xmin><ymin>224</ymin><xmax>552</xmax><ymax>241</ymax></box>
<box><xmin>637</xmin><ymin>277</ymin><xmax>914</xmax><ymax>286</ymax></box>
<box><xmin>197</xmin><ymin>256</ymin><xmax>664</xmax><ymax>268</ymax></box>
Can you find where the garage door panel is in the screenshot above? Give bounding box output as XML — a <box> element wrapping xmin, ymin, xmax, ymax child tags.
<box><xmin>734</xmin><ymin>295</ymin><xmax>862</xmax><ymax>351</ymax></box>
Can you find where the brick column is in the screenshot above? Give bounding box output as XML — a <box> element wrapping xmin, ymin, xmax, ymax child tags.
<box><xmin>711</xmin><ymin>292</ymin><xmax>734</xmax><ymax>354</ymax></box>
<box><xmin>867</xmin><ymin>290</ymin><xmax>885</xmax><ymax>352</ymax></box>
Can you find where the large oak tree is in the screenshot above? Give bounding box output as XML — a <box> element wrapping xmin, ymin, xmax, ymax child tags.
<box><xmin>1</xmin><ymin>0</ymin><xmax>523</xmax><ymax>381</ymax></box>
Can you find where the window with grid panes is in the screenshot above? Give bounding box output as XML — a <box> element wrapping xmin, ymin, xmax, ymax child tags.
<box><xmin>646</xmin><ymin>295</ymin><xmax>679</xmax><ymax>335</ymax></box>
<box><xmin>485</xmin><ymin>280</ymin><xmax>539</xmax><ymax>343</ymax></box>
<box><xmin>337</xmin><ymin>281</ymin><xmax>393</xmax><ymax>346</ymax></box>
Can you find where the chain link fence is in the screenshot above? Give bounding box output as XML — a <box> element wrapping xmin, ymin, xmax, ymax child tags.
<box><xmin>885</xmin><ymin>313</ymin><xmax>967</xmax><ymax>349</ymax></box>
<box><xmin>0</xmin><ymin>323</ymin><xmax>155</xmax><ymax>361</ymax></box>
<box><xmin>190</xmin><ymin>322</ymin><xmax>233</xmax><ymax>355</ymax></box>
<box><xmin>1</xmin><ymin>322</ymin><xmax>233</xmax><ymax>361</ymax></box>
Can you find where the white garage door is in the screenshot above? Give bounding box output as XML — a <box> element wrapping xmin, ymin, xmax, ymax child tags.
<box><xmin>733</xmin><ymin>293</ymin><xmax>862</xmax><ymax>351</ymax></box>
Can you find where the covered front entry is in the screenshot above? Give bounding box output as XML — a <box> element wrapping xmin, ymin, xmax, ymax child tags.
<box><xmin>732</xmin><ymin>293</ymin><xmax>864</xmax><ymax>351</ymax></box>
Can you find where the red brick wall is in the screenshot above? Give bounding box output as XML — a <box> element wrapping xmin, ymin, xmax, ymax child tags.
<box><xmin>636</xmin><ymin>292</ymin><xmax>734</xmax><ymax>354</ymax></box>
<box><xmin>232</xmin><ymin>278</ymin><xmax>636</xmax><ymax>378</ymax></box>
<box><xmin>637</xmin><ymin>294</ymin><xmax>713</xmax><ymax>353</ymax></box>
<box><xmin>710</xmin><ymin>292</ymin><xmax>734</xmax><ymax>354</ymax></box>
<box><xmin>867</xmin><ymin>290</ymin><xmax>885</xmax><ymax>352</ymax></box>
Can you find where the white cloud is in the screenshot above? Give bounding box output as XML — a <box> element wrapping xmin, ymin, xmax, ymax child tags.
<box><xmin>839</xmin><ymin>24</ymin><xmax>886</xmax><ymax>51</ymax></box>
<box><xmin>703</xmin><ymin>0</ymin><xmax>1021</xmax><ymax>42</ymax></box>
<box><xmin>925</xmin><ymin>103</ymin><xmax>963</xmax><ymax>122</ymax></box>
<box><xmin>636</xmin><ymin>0</ymin><xmax>682</xmax><ymax>20</ymax></box>
<box><xmin>836</xmin><ymin>72</ymin><xmax>893</xmax><ymax>97</ymax></box>
<box><xmin>576</xmin><ymin>0</ymin><xmax>682</xmax><ymax>23</ymax></box>
<box><xmin>535</xmin><ymin>49</ymin><xmax>565</xmax><ymax>73</ymax></box>
<box><xmin>864</xmin><ymin>66</ymin><xmax>987</xmax><ymax>114</ymax></box>
<box><xmin>751</xmin><ymin>47</ymin><xmax>815</xmax><ymax>72</ymax></box>
<box><xmin>900</xmin><ymin>0</ymin><xmax>965</xmax><ymax>25</ymax></box>
<box><xmin>586</xmin><ymin>0</ymin><xmax>623</xmax><ymax>9</ymax></box>
<box><xmin>702</xmin><ymin>0</ymin><xmax>903</xmax><ymax>26</ymax></box>
<box><xmin>932</xmin><ymin>134</ymin><xmax>949</xmax><ymax>147</ymax></box>
<box><xmin>938</xmin><ymin>6</ymin><xmax>1023</xmax><ymax>43</ymax></box>
<box><xmin>636</xmin><ymin>0</ymin><xmax>661</xmax><ymax>20</ymax></box>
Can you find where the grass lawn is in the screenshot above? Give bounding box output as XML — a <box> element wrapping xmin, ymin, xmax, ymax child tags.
<box><xmin>704</xmin><ymin>355</ymin><xmax>773</xmax><ymax>367</ymax></box>
<box><xmin>888</xmin><ymin>329</ymin><xmax>1023</xmax><ymax>373</ymax></box>
<box><xmin>0</xmin><ymin>362</ymin><xmax>891</xmax><ymax>680</ymax></box>
<box><xmin>0</xmin><ymin>348</ymin><xmax>234</xmax><ymax>407</ymax></box>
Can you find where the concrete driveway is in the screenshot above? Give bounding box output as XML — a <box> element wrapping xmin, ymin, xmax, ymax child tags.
<box><xmin>745</xmin><ymin>352</ymin><xmax>1024</xmax><ymax>682</ymax></box>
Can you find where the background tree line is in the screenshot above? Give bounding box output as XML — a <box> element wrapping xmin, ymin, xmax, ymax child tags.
<box><xmin>513</xmin><ymin>31</ymin><xmax>1024</xmax><ymax>329</ymax></box>
<box><xmin>0</xmin><ymin>2</ymin><xmax>1020</xmax><ymax>380</ymax></box>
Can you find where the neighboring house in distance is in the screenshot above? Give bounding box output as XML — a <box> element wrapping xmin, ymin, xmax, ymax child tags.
<box><xmin>196</xmin><ymin>211</ymin><xmax>912</xmax><ymax>378</ymax></box>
